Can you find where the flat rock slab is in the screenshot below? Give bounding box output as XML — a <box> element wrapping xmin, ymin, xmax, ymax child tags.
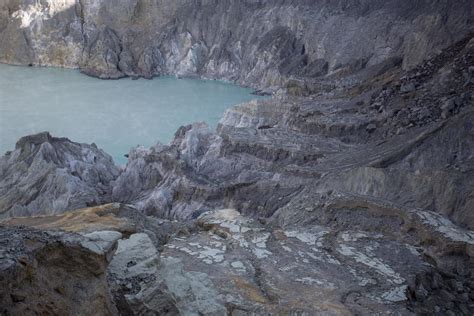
<box><xmin>157</xmin><ymin>209</ymin><xmax>426</xmax><ymax>314</ymax></box>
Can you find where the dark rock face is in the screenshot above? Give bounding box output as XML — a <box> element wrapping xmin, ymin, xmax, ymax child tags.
<box><xmin>0</xmin><ymin>0</ymin><xmax>473</xmax><ymax>88</ymax></box>
<box><xmin>407</xmin><ymin>263</ymin><xmax>474</xmax><ymax>315</ymax></box>
<box><xmin>0</xmin><ymin>203</ymin><xmax>186</xmax><ymax>315</ymax></box>
<box><xmin>0</xmin><ymin>132</ymin><xmax>120</xmax><ymax>218</ymax></box>
<box><xmin>0</xmin><ymin>226</ymin><xmax>118</xmax><ymax>315</ymax></box>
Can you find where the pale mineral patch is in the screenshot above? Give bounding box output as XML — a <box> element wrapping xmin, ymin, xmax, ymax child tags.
<box><xmin>337</xmin><ymin>245</ymin><xmax>405</xmax><ymax>285</ymax></box>
<box><xmin>416</xmin><ymin>210</ymin><xmax>474</xmax><ymax>244</ymax></box>
<box><xmin>284</xmin><ymin>228</ymin><xmax>328</xmax><ymax>246</ymax></box>
<box><xmin>231</xmin><ymin>261</ymin><xmax>246</xmax><ymax>271</ymax></box>
<box><xmin>380</xmin><ymin>285</ymin><xmax>408</xmax><ymax>303</ymax></box>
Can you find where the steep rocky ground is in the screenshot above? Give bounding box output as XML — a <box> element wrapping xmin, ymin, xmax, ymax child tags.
<box><xmin>111</xmin><ymin>36</ymin><xmax>474</xmax><ymax>231</ymax></box>
<box><xmin>0</xmin><ymin>0</ymin><xmax>474</xmax><ymax>315</ymax></box>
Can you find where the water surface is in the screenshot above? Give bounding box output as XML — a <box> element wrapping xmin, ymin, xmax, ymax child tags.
<box><xmin>0</xmin><ymin>64</ymin><xmax>262</xmax><ymax>164</ymax></box>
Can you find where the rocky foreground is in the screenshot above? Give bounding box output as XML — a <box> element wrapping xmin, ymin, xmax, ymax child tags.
<box><xmin>1</xmin><ymin>0</ymin><xmax>474</xmax><ymax>315</ymax></box>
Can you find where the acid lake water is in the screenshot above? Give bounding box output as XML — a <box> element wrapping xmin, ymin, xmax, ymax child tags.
<box><xmin>0</xmin><ymin>64</ymin><xmax>263</xmax><ymax>164</ymax></box>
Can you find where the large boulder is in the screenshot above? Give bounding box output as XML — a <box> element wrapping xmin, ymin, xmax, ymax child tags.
<box><xmin>108</xmin><ymin>233</ymin><xmax>179</xmax><ymax>315</ymax></box>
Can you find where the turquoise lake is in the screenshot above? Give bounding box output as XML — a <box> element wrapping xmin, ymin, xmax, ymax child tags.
<box><xmin>0</xmin><ymin>64</ymin><xmax>262</xmax><ymax>165</ymax></box>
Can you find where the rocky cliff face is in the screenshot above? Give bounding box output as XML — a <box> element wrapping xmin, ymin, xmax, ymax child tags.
<box><xmin>0</xmin><ymin>0</ymin><xmax>472</xmax><ymax>87</ymax></box>
<box><xmin>0</xmin><ymin>226</ymin><xmax>119</xmax><ymax>315</ymax></box>
<box><xmin>1</xmin><ymin>0</ymin><xmax>474</xmax><ymax>315</ymax></box>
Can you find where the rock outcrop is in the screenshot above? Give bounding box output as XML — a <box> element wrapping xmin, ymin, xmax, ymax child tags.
<box><xmin>108</xmin><ymin>233</ymin><xmax>179</xmax><ymax>315</ymax></box>
<box><xmin>0</xmin><ymin>226</ymin><xmax>119</xmax><ymax>315</ymax></box>
<box><xmin>0</xmin><ymin>203</ymin><xmax>192</xmax><ymax>315</ymax></box>
<box><xmin>1</xmin><ymin>203</ymin><xmax>175</xmax><ymax>315</ymax></box>
<box><xmin>0</xmin><ymin>132</ymin><xmax>119</xmax><ymax>218</ymax></box>
<box><xmin>0</xmin><ymin>0</ymin><xmax>472</xmax><ymax>88</ymax></box>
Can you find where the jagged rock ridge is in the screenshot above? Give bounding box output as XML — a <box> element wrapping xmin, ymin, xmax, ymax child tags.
<box><xmin>0</xmin><ymin>132</ymin><xmax>119</xmax><ymax>218</ymax></box>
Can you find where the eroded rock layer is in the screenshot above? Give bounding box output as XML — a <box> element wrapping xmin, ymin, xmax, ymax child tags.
<box><xmin>0</xmin><ymin>226</ymin><xmax>119</xmax><ymax>315</ymax></box>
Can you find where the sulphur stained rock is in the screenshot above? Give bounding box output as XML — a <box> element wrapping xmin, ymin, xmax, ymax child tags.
<box><xmin>1</xmin><ymin>203</ymin><xmax>141</xmax><ymax>235</ymax></box>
